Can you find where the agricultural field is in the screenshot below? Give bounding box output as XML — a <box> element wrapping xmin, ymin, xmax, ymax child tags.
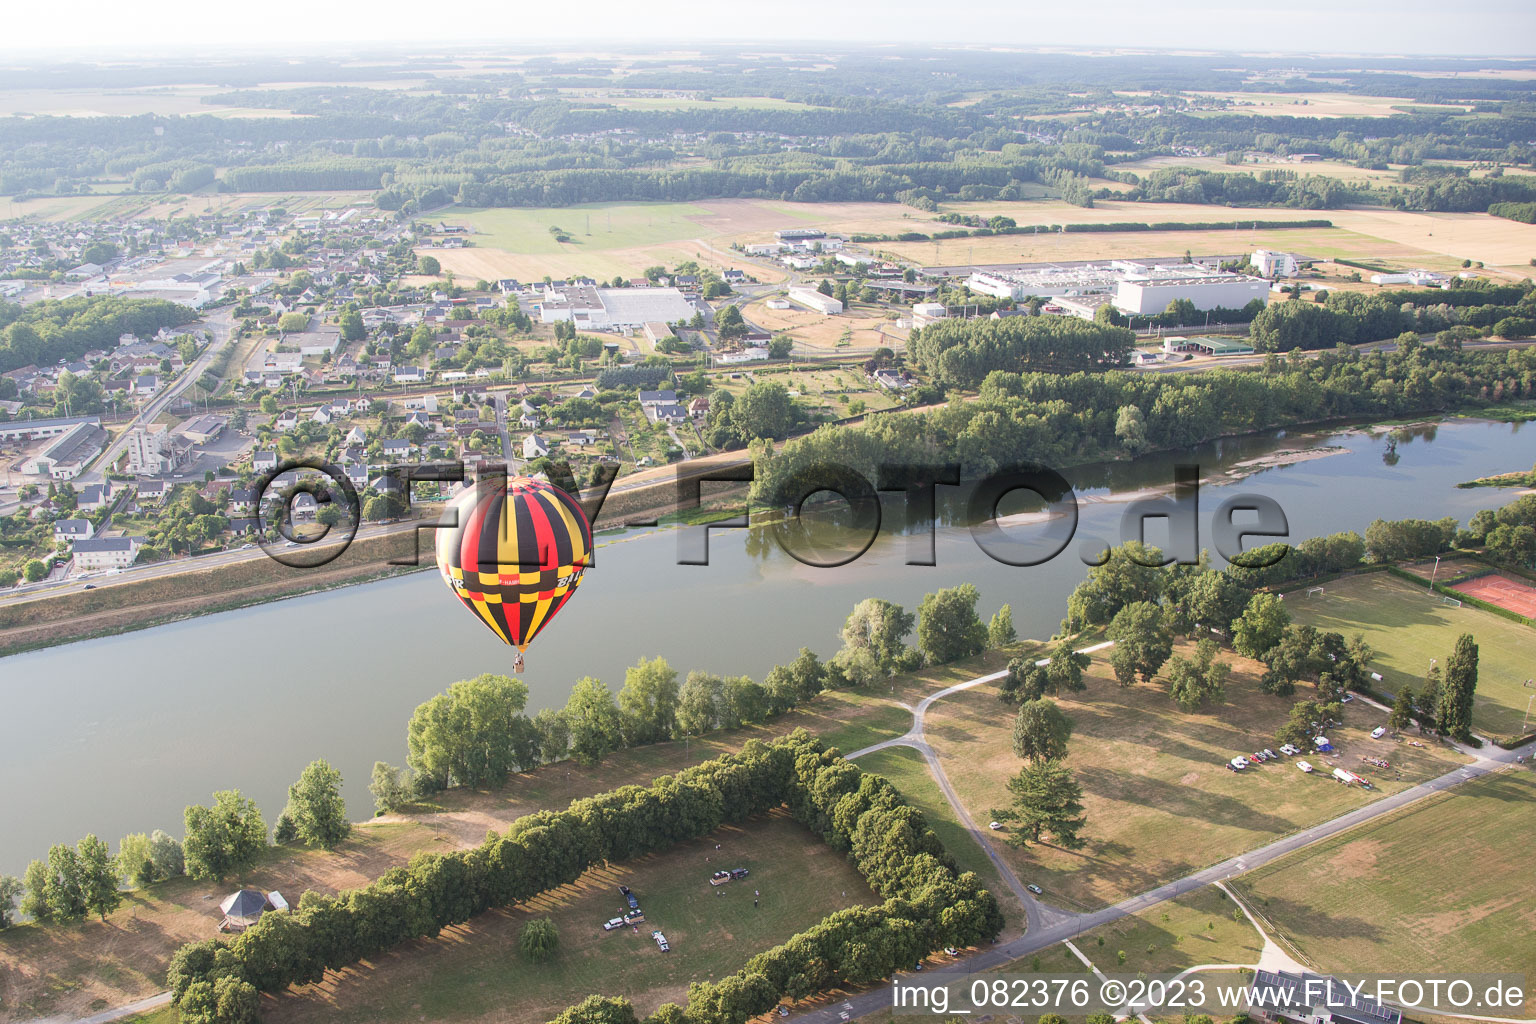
<box><xmin>1234</xmin><ymin>770</ymin><xmax>1536</xmax><ymax>987</ymax></box>
<box><xmin>878</xmin><ymin>199</ymin><xmax>1536</xmax><ymax>274</ymax></box>
<box><xmin>1285</xmin><ymin>572</ymin><xmax>1536</xmax><ymax>739</ymax></box>
<box><xmin>922</xmin><ymin>643</ymin><xmax>1469</xmax><ymax>911</ymax></box>
<box><xmin>741</xmin><ymin>298</ymin><xmax>910</xmax><ymax>354</ymax></box>
<box><xmin>0</xmin><ymin>85</ymin><xmax>311</xmax><ymax>119</ymax></box>
<box><xmin>264</xmin><ymin>812</ymin><xmax>876</xmax><ymax>1024</ymax></box>
<box><xmin>1110</xmin><ymin>154</ymin><xmax>1403</xmax><ymax>186</ymax></box>
<box><xmin>0</xmin><ymin>189</ymin><xmax>372</xmax><ymax>223</ymax></box>
<box><xmin>1185</xmin><ymin>91</ymin><xmax>1475</xmax><ymax>119</ymax></box>
<box><xmin>550</xmin><ymin>91</ymin><xmax>830</xmax><ymax>113</ymax></box>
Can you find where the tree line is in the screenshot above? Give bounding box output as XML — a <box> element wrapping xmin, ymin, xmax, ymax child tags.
<box><xmin>387</xmin><ymin>585</ymin><xmax>1008</xmax><ymax>803</ymax></box>
<box><xmin>165</xmin><ymin>732</ymin><xmax>1003</xmax><ymax>1024</ymax></box>
<box><xmin>750</xmin><ymin>343</ymin><xmax>1536</xmax><ymax>503</ymax></box>
<box><xmin>1061</xmin><ymin>533</ymin><xmax>1483</xmax><ymax>743</ymax></box>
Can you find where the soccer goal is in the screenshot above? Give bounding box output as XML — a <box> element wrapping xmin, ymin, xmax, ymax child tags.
<box><xmin>1306</xmin><ymin>586</ymin><xmax>1326</xmax><ymax>599</ymax></box>
<box><xmin>1442</xmin><ymin>596</ymin><xmax>1463</xmax><ymax>607</ymax></box>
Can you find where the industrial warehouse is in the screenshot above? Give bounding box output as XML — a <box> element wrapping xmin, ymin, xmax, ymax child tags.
<box><xmin>961</xmin><ymin>257</ymin><xmax>1269</xmax><ymax>317</ymax></box>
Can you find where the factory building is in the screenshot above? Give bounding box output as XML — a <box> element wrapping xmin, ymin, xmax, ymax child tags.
<box><xmin>1112</xmin><ymin>271</ymin><xmax>1268</xmax><ymax>315</ymax></box>
<box><xmin>786</xmin><ymin>287</ymin><xmax>843</xmax><ymax>315</ymax></box>
<box><xmin>963</xmin><ymin>259</ymin><xmax>1266</xmax><ymax>316</ymax></box>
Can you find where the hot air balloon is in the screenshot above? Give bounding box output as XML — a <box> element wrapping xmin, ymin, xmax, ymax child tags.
<box><xmin>436</xmin><ymin>476</ymin><xmax>593</xmax><ymax>672</ymax></box>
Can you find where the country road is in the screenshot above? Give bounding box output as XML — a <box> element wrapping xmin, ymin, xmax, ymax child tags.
<box><xmin>807</xmin><ymin>658</ymin><xmax>1528</xmax><ymax>1024</ymax></box>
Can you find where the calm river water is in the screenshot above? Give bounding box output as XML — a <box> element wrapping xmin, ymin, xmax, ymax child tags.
<box><xmin>1</xmin><ymin>417</ymin><xmax>1529</xmax><ymax>874</ymax></box>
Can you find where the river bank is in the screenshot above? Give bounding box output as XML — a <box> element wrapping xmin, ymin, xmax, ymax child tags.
<box><xmin>0</xmin><ymin>410</ymin><xmax>1504</xmax><ymax>658</ymax></box>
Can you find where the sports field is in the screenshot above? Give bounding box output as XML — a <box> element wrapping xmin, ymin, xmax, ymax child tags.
<box><xmin>1286</xmin><ymin>572</ymin><xmax>1536</xmax><ymax>738</ymax></box>
<box><xmin>263</xmin><ymin>813</ymin><xmax>876</xmax><ymax>1024</ymax></box>
<box><xmin>923</xmin><ymin>645</ymin><xmax>1467</xmax><ymax>911</ymax></box>
<box><xmin>1235</xmin><ymin>770</ymin><xmax>1536</xmax><ymax>987</ymax></box>
<box><xmin>1452</xmin><ymin>572</ymin><xmax>1536</xmax><ymax>619</ymax></box>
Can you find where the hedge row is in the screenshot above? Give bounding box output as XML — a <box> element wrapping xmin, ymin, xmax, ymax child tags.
<box><xmin>167</xmin><ymin>732</ymin><xmax>1002</xmax><ymax>1024</ymax></box>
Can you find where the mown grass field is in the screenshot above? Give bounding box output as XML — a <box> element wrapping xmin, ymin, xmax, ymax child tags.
<box><xmin>1026</xmin><ymin>886</ymin><xmax>1266</xmax><ymax>976</ymax></box>
<box><xmin>1234</xmin><ymin>770</ymin><xmax>1536</xmax><ymax>989</ymax></box>
<box><xmin>923</xmin><ymin>643</ymin><xmax>1468</xmax><ymax>911</ymax></box>
<box><xmin>853</xmin><ymin>746</ymin><xmax>1026</xmax><ymax>936</ymax></box>
<box><xmin>1285</xmin><ymin>572</ymin><xmax>1536</xmax><ymax>739</ymax></box>
<box><xmin>264</xmin><ymin>812</ymin><xmax>875</xmax><ymax>1024</ymax></box>
<box><xmin>2</xmin><ymin>650</ymin><xmax>1013</xmax><ymax>1023</ymax></box>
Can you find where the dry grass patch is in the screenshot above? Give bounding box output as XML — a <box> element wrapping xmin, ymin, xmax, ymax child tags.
<box><xmin>1235</xmin><ymin>770</ymin><xmax>1536</xmax><ymax>989</ymax></box>
<box><xmin>263</xmin><ymin>812</ymin><xmax>876</xmax><ymax>1024</ymax></box>
<box><xmin>923</xmin><ymin>644</ymin><xmax>1469</xmax><ymax>911</ymax></box>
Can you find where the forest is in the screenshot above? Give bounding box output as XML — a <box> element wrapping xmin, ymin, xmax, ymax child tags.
<box><xmin>2</xmin><ymin>49</ymin><xmax>1533</xmax><ymax>216</ymax></box>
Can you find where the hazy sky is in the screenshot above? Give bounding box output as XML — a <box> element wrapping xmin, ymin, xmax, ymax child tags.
<box><xmin>4</xmin><ymin>0</ymin><xmax>1535</xmax><ymax>58</ymax></box>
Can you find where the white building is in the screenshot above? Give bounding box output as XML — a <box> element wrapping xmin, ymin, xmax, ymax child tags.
<box><xmin>1252</xmin><ymin>249</ymin><xmax>1300</xmax><ymax>277</ymax></box>
<box><xmin>523</xmin><ymin>434</ymin><xmax>550</xmax><ymax>459</ymax></box>
<box><xmin>54</xmin><ymin>519</ymin><xmax>95</xmax><ymax>543</ymax></box>
<box><xmin>1369</xmin><ymin>269</ymin><xmax>1451</xmax><ymax>287</ymax></box>
<box><xmin>911</xmin><ymin>302</ymin><xmax>947</xmax><ymax>327</ymax></box>
<box><xmin>786</xmin><ymin>287</ymin><xmax>842</xmax><ymax>315</ymax></box>
<box><xmin>22</xmin><ymin>421</ymin><xmax>104</xmax><ymax>479</ymax></box>
<box><xmin>716</xmin><ymin>347</ymin><xmax>770</xmax><ymax>364</ymax></box>
<box><xmin>72</xmin><ymin>536</ymin><xmax>141</xmax><ymax>570</ymax></box>
<box><xmin>126</xmin><ymin>424</ymin><xmax>177</xmax><ymax>475</ymax></box>
<box><xmin>1112</xmin><ymin>272</ymin><xmax>1268</xmax><ymax>316</ymax></box>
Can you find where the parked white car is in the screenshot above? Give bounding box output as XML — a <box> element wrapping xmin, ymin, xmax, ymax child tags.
<box><xmin>1278</xmin><ymin>744</ymin><xmax>1300</xmax><ymax>756</ymax></box>
<box><xmin>1297</xmin><ymin>761</ymin><xmax>1314</xmax><ymax>773</ymax></box>
<box><xmin>1371</xmin><ymin>726</ymin><xmax>1387</xmax><ymax>739</ymax></box>
<box><xmin>1230</xmin><ymin>756</ymin><xmax>1250</xmax><ymax>769</ymax></box>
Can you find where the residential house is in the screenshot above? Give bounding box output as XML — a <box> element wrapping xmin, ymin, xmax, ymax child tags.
<box><xmin>252</xmin><ymin>449</ymin><xmax>279</xmax><ymax>474</ymax></box>
<box><xmin>72</xmin><ymin>536</ymin><xmax>141</xmax><ymax>570</ymax></box>
<box><xmin>53</xmin><ymin>519</ymin><xmax>95</xmax><ymax>543</ymax></box>
<box><xmin>522</xmin><ymin>433</ymin><xmax>550</xmax><ymax>459</ymax></box>
<box><xmin>77</xmin><ymin>482</ymin><xmax>113</xmax><ymax>510</ymax></box>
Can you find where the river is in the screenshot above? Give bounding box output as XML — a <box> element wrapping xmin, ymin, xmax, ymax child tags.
<box><xmin>0</xmin><ymin>417</ymin><xmax>1529</xmax><ymax>875</ymax></box>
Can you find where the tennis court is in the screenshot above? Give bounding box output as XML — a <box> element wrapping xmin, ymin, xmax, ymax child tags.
<box><xmin>1452</xmin><ymin>573</ymin><xmax>1536</xmax><ymax>619</ymax></box>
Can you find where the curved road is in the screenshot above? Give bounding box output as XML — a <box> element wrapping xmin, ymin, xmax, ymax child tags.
<box><xmin>822</xmin><ymin>652</ymin><xmax>1529</xmax><ymax>1024</ymax></box>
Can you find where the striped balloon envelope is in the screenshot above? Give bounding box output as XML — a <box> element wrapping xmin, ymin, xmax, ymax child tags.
<box><xmin>435</xmin><ymin>476</ymin><xmax>593</xmax><ymax>671</ymax></box>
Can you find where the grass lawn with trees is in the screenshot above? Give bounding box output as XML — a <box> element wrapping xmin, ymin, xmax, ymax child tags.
<box><xmin>0</xmin><ymin>651</ymin><xmax>1013</xmax><ymax>1022</ymax></box>
<box><xmin>923</xmin><ymin>643</ymin><xmax>1469</xmax><ymax>911</ymax></box>
<box><xmin>0</xmin><ymin>822</ymin><xmax>437</xmax><ymax>1023</ymax></box>
<box><xmin>853</xmin><ymin>747</ymin><xmax>1026</xmax><ymax>935</ymax></box>
<box><xmin>1285</xmin><ymin>572</ymin><xmax>1536</xmax><ymax>739</ymax></box>
<box><xmin>262</xmin><ymin>811</ymin><xmax>876</xmax><ymax>1024</ymax></box>
<box><xmin>1234</xmin><ymin>770</ymin><xmax>1536</xmax><ymax>982</ymax></box>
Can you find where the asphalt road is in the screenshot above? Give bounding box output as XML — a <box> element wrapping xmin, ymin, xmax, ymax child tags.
<box><xmin>811</xmin><ymin>670</ymin><xmax>1526</xmax><ymax>1024</ymax></box>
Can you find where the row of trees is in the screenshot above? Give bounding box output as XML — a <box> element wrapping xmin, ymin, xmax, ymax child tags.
<box><xmin>751</xmin><ymin>343</ymin><xmax>1536</xmax><ymax>504</ymax></box>
<box><xmin>394</xmin><ymin>586</ymin><xmax>1013</xmax><ymax>801</ymax></box>
<box><xmin>167</xmin><ymin>732</ymin><xmax>1002</xmax><ymax>1024</ymax></box>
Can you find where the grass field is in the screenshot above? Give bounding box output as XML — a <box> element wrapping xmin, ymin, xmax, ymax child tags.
<box><xmin>0</xmin><ymin>650</ymin><xmax>1010</xmax><ymax>1021</ymax></box>
<box><xmin>880</xmin><ymin>199</ymin><xmax>1536</xmax><ymax>274</ymax></box>
<box><xmin>1185</xmin><ymin>91</ymin><xmax>1473</xmax><ymax>119</ymax></box>
<box><xmin>923</xmin><ymin>643</ymin><xmax>1468</xmax><ymax>911</ymax></box>
<box><xmin>1285</xmin><ymin>572</ymin><xmax>1536</xmax><ymax>738</ymax></box>
<box><xmin>853</xmin><ymin>747</ymin><xmax>1027</xmax><ymax>936</ymax></box>
<box><xmin>742</xmin><ymin>298</ymin><xmax>909</xmax><ymax>353</ymax></box>
<box><xmin>1235</xmin><ymin>769</ymin><xmax>1536</xmax><ymax>989</ymax></box>
<box><xmin>264</xmin><ymin>812</ymin><xmax>875</xmax><ymax>1024</ymax></box>
<box><xmin>1025</xmin><ymin>887</ymin><xmax>1266</xmax><ymax>976</ymax></box>
<box><xmin>0</xmin><ymin>820</ymin><xmax>441</xmax><ymax>1023</ymax></box>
